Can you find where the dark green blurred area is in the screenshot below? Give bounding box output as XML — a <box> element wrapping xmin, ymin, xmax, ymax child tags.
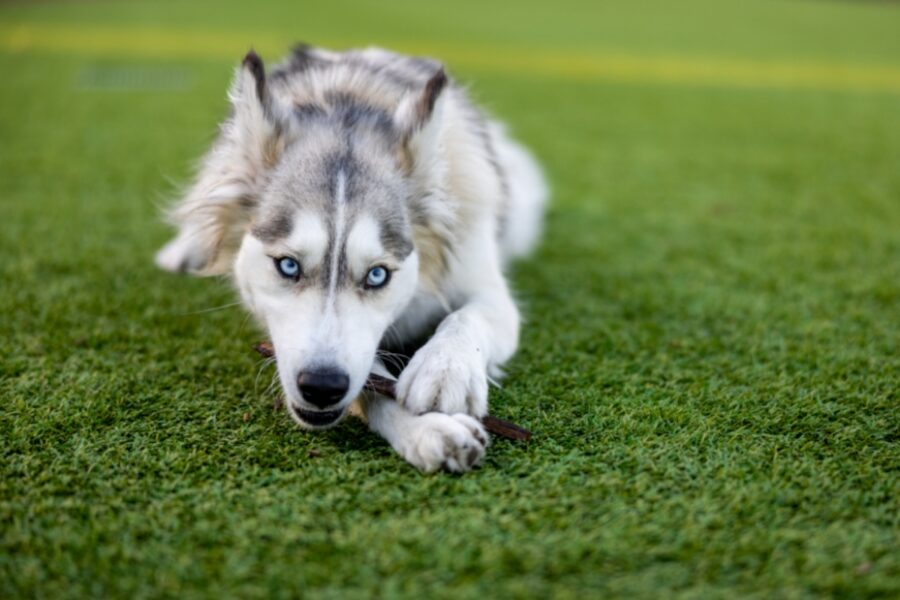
<box><xmin>1</xmin><ymin>1</ymin><xmax>899</xmax><ymax>598</ymax></box>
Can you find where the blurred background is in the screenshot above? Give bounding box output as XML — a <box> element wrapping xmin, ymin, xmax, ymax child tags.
<box><xmin>3</xmin><ymin>0</ymin><xmax>899</xmax><ymax>264</ymax></box>
<box><xmin>2</xmin><ymin>1</ymin><xmax>899</xmax><ymax>597</ymax></box>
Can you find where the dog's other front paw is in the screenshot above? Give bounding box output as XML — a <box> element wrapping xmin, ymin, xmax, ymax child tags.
<box><xmin>398</xmin><ymin>413</ymin><xmax>488</xmax><ymax>473</ymax></box>
<box><xmin>396</xmin><ymin>339</ymin><xmax>489</xmax><ymax>417</ymax></box>
<box><xmin>155</xmin><ymin>231</ymin><xmax>211</xmax><ymax>274</ymax></box>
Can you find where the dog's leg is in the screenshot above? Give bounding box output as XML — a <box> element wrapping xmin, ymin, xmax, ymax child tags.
<box><xmin>359</xmin><ymin>363</ymin><xmax>488</xmax><ymax>473</ymax></box>
<box><xmin>397</xmin><ymin>225</ymin><xmax>520</xmax><ymax>417</ymax></box>
<box><xmin>361</xmin><ymin>394</ymin><xmax>488</xmax><ymax>473</ymax></box>
<box><xmin>155</xmin><ymin>227</ymin><xmax>218</xmax><ymax>274</ymax></box>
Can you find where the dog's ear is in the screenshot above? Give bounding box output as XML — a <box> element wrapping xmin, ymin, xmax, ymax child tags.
<box><xmin>394</xmin><ymin>67</ymin><xmax>447</xmax><ymax>135</ymax></box>
<box><xmin>156</xmin><ymin>50</ymin><xmax>290</xmax><ymax>276</ymax></box>
<box><xmin>393</xmin><ymin>68</ymin><xmax>448</xmax><ymax>170</ymax></box>
<box><xmin>391</xmin><ymin>68</ymin><xmax>455</xmax><ymax>293</ymax></box>
<box><xmin>228</xmin><ymin>50</ymin><xmax>290</xmax><ymax>169</ymax></box>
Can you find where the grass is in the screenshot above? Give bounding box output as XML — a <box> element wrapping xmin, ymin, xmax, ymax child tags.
<box><xmin>1</xmin><ymin>0</ymin><xmax>899</xmax><ymax>597</ymax></box>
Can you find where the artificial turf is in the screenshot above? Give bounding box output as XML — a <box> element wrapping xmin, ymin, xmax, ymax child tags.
<box><xmin>1</xmin><ymin>1</ymin><xmax>899</xmax><ymax>597</ymax></box>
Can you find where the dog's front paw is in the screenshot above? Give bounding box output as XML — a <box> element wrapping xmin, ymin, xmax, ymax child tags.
<box><xmin>396</xmin><ymin>339</ymin><xmax>489</xmax><ymax>417</ymax></box>
<box><xmin>400</xmin><ymin>413</ymin><xmax>488</xmax><ymax>473</ymax></box>
<box><xmin>155</xmin><ymin>231</ymin><xmax>210</xmax><ymax>274</ymax></box>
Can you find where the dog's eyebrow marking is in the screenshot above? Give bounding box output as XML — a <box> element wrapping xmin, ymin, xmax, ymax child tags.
<box><xmin>252</xmin><ymin>208</ymin><xmax>294</xmax><ymax>242</ymax></box>
<box><xmin>379</xmin><ymin>216</ymin><xmax>414</xmax><ymax>259</ymax></box>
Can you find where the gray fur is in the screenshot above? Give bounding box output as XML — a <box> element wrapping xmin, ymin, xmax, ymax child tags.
<box><xmin>256</xmin><ymin>133</ymin><xmax>413</xmax><ymax>291</ymax></box>
<box><xmin>251</xmin><ymin>207</ymin><xmax>294</xmax><ymax>243</ymax></box>
<box><xmin>247</xmin><ymin>48</ymin><xmax>440</xmax><ymax>291</ymax></box>
<box><xmin>160</xmin><ymin>43</ymin><xmax>520</xmax><ymax>286</ymax></box>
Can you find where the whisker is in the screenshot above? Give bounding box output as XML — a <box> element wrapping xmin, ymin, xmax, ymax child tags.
<box><xmin>253</xmin><ymin>356</ymin><xmax>277</xmax><ymax>398</ymax></box>
<box><xmin>381</xmin><ymin>324</ymin><xmax>404</xmax><ymax>347</ymax></box>
<box><xmin>237</xmin><ymin>311</ymin><xmax>255</xmax><ymax>335</ymax></box>
<box><xmin>376</xmin><ymin>349</ymin><xmax>409</xmax><ymax>372</ymax></box>
<box><xmin>266</xmin><ymin>371</ymin><xmax>281</xmax><ymax>397</ymax></box>
<box><xmin>179</xmin><ymin>301</ymin><xmax>243</xmax><ymax>316</ymax></box>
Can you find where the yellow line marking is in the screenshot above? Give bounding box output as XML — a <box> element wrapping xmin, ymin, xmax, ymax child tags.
<box><xmin>3</xmin><ymin>22</ymin><xmax>900</xmax><ymax>94</ymax></box>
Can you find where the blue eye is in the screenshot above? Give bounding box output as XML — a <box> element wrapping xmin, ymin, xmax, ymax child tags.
<box><xmin>365</xmin><ymin>266</ymin><xmax>390</xmax><ymax>289</ymax></box>
<box><xmin>275</xmin><ymin>257</ymin><xmax>301</xmax><ymax>280</ymax></box>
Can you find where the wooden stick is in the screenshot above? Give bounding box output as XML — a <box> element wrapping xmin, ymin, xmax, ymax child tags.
<box><xmin>253</xmin><ymin>341</ymin><xmax>532</xmax><ymax>441</ymax></box>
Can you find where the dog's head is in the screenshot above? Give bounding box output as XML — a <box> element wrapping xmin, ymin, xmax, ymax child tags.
<box><xmin>158</xmin><ymin>50</ymin><xmax>449</xmax><ymax>428</ymax></box>
<box><xmin>236</xmin><ymin>138</ymin><xmax>422</xmax><ymax>428</ymax></box>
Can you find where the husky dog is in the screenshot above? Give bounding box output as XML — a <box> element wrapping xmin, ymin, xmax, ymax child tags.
<box><xmin>156</xmin><ymin>45</ymin><xmax>546</xmax><ymax>472</ymax></box>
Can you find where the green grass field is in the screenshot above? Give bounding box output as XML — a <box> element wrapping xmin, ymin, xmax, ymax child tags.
<box><xmin>2</xmin><ymin>1</ymin><xmax>899</xmax><ymax>597</ymax></box>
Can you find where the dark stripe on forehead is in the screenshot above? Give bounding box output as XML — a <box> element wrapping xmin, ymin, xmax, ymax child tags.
<box><xmin>292</xmin><ymin>93</ymin><xmax>398</xmax><ymax>145</ymax></box>
<box><xmin>323</xmin><ymin>149</ymin><xmax>360</xmax><ymax>199</ymax></box>
<box><xmin>327</xmin><ymin>92</ymin><xmax>397</xmax><ymax>138</ymax></box>
<box><xmin>334</xmin><ymin>241</ymin><xmax>350</xmax><ymax>290</ymax></box>
<box><xmin>320</xmin><ymin>215</ymin><xmax>336</xmax><ymax>289</ymax></box>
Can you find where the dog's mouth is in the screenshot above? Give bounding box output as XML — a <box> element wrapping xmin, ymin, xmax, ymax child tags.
<box><xmin>290</xmin><ymin>405</ymin><xmax>345</xmax><ymax>428</ymax></box>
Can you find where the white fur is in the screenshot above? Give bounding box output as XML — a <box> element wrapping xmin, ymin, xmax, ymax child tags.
<box><xmin>493</xmin><ymin>124</ymin><xmax>548</xmax><ymax>261</ymax></box>
<box><xmin>326</xmin><ymin>169</ymin><xmax>348</xmax><ymax>300</ymax></box>
<box><xmin>361</xmin><ymin>362</ymin><xmax>487</xmax><ymax>473</ymax></box>
<box><xmin>364</xmin><ymin>396</ymin><xmax>488</xmax><ymax>473</ymax></box>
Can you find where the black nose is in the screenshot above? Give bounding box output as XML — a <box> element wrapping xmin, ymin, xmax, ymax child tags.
<box><xmin>297</xmin><ymin>369</ymin><xmax>350</xmax><ymax>409</ymax></box>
